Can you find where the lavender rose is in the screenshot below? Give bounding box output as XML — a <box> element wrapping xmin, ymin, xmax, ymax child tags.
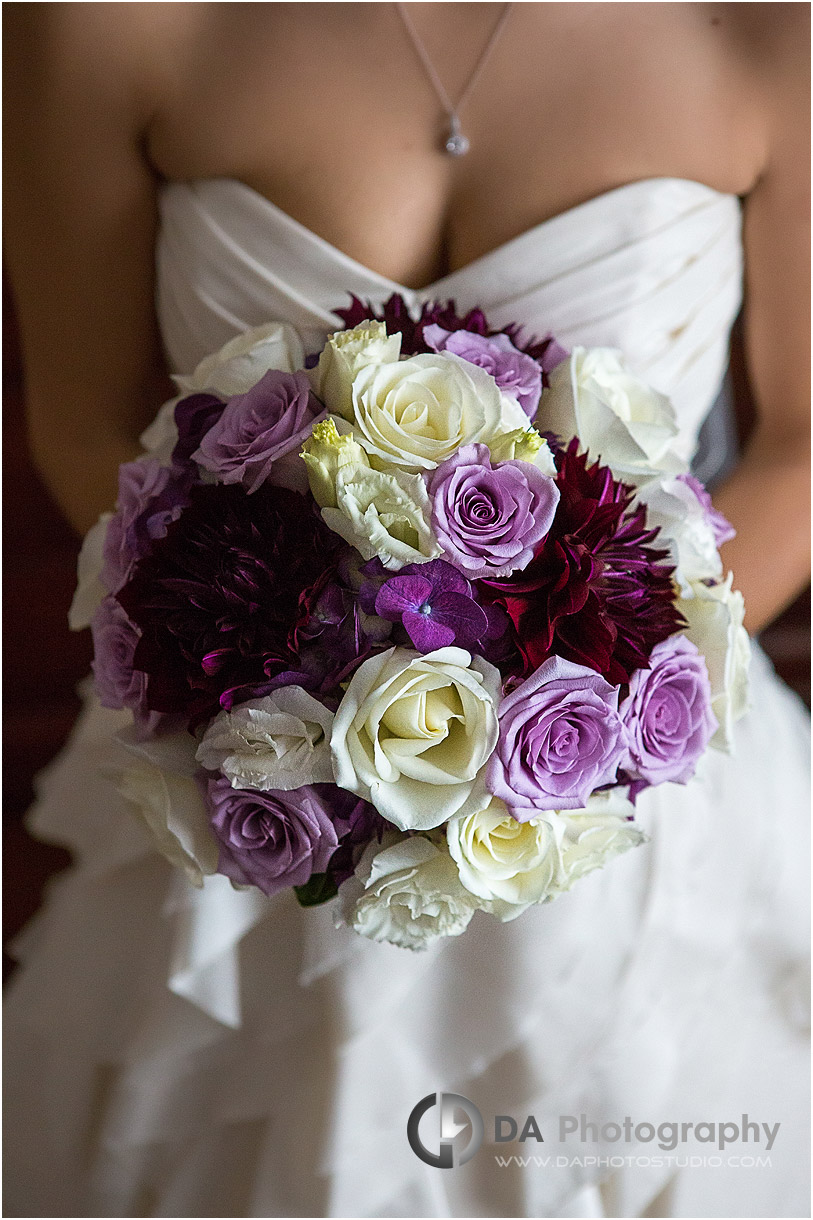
<box><xmin>424</xmin><ymin>325</ymin><xmax>543</xmax><ymax>417</ymax></box>
<box><xmin>487</xmin><ymin>655</ymin><xmax>628</xmax><ymax>818</ymax></box>
<box><xmin>203</xmin><ymin>776</ymin><xmax>341</xmax><ymax>896</ymax></box>
<box><xmin>90</xmin><ymin>596</ymin><xmax>175</xmax><ymax>737</ymax></box>
<box><xmin>193</xmin><ymin>369</ymin><xmax>326</xmax><ymax>494</ymax></box>
<box><xmin>101</xmin><ymin>457</ymin><xmax>191</xmax><ymax>593</ymax></box>
<box><xmin>428</xmin><ymin>443</ymin><xmax>560</xmax><ymax>579</ymax></box>
<box><xmin>621</xmin><ymin>635</ymin><xmax>717</xmax><ymax>785</ymax></box>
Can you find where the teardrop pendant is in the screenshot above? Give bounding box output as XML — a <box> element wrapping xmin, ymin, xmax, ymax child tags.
<box><xmin>444</xmin><ymin>114</ymin><xmax>471</xmax><ymax>157</ymax></box>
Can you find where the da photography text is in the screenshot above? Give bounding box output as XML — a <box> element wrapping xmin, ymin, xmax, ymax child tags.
<box><xmin>407</xmin><ymin>1094</ymin><xmax>781</xmax><ymax>1169</ymax></box>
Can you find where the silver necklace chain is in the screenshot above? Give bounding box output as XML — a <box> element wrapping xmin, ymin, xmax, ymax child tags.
<box><xmin>396</xmin><ymin>2</ymin><xmax>513</xmax><ymax>156</ymax></box>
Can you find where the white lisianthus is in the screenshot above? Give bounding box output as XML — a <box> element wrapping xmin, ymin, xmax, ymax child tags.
<box><xmin>196</xmin><ymin>687</ymin><xmax>335</xmax><ymax>791</ymax></box>
<box><xmin>301</xmin><ymin>417</ymin><xmax>371</xmax><ymax>508</ymax></box>
<box><xmin>322</xmin><ymin>462</ymin><xmax>441</xmax><ymax>570</ymax></box>
<box><xmin>337</xmin><ymin>833</ymin><xmax>478</xmax><ymax>950</ymax></box>
<box><xmin>447</xmin><ymin>796</ymin><xmax>564</xmax><ymax>920</ymax></box>
<box><xmin>174</xmin><ymin>322</ymin><xmax>305</xmax><ymax>397</ymax></box>
<box><xmin>539</xmin><ymin>347</ymin><xmax>683</xmax><ymax>480</ymax></box>
<box><xmin>486</xmin><ymin>427</ymin><xmax>558</xmax><ymax>476</ymax></box>
<box><xmin>68</xmin><ymin>512</ymin><xmax>113</xmax><ymax>630</ymax></box>
<box><xmin>311</xmin><ymin>321</ymin><xmax>402</xmax><ymax>420</ymax></box>
<box><xmin>139</xmin><ymin>398</ymin><xmax>181</xmax><ymax>464</ymax></box>
<box><xmin>349</xmin><ymin>350</ymin><xmax>518</xmax><ymax>473</ymax></box>
<box><xmin>678</xmin><ymin>575</ymin><xmax>751</xmax><ymax>751</ymax></box>
<box><xmin>635</xmin><ymin>476</ymin><xmax>722</xmax><ymax>592</ymax></box>
<box><xmin>116</xmin><ymin>729</ymin><xmax>219</xmax><ymax>887</ymax></box>
<box><xmin>556</xmin><ymin>790</ymin><xmax>646</xmax><ymax>891</ymax></box>
<box><xmin>331</xmin><ymin>646</ymin><xmax>501</xmax><ymax>831</ymax></box>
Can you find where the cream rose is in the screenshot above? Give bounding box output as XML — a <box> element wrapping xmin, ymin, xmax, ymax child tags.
<box><xmin>337</xmin><ymin>833</ymin><xmax>478</xmax><ymax>949</ymax></box>
<box><xmin>539</xmin><ymin>347</ymin><xmax>683</xmax><ymax>480</ymax></box>
<box><xmin>331</xmin><ymin>646</ymin><xmax>501</xmax><ymax>830</ymax></box>
<box><xmin>311</xmin><ymin>321</ymin><xmax>402</xmax><ymax>420</ymax></box>
<box><xmin>195</xmin><ymin>687</ymin><xmax>334</xmax><ymax>791</ymax></box>
<box><xmin>322</xmin><ymin>462</ymin><xmax>441</xmax><ymax>570</ymax></box>
<box><xmin>447</xmin><ymin>796</ymin><xmax>563</xmax><ymax>920</ymax></box>
<box><xmin>174</xmin><ymin>322</ymin><xmax>305</xmax><ymax>397</ymax></box>
<box><xmin>116</xmin><ymin>729</ymin><xmax>219</xmax><ymax>887</ymax></box>
<box><xmin>678</xmin><ymin>575</ymin><xmax>751</xmax><ymax>750</ymax></box>
<box><xmin>349</xmin><ymin>350</ymin><xmax>519</xmax><ymax>472</ymax></box>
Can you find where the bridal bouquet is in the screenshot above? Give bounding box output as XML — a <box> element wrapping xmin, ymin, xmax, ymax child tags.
<box><xmin>71</xmin><ymin>295</ymin><xmax>750</xmax><ymax>949</ymax></box>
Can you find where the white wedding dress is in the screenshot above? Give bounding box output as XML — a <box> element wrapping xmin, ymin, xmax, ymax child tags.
<box><xmin>5</xmin><ymin>178</ymin><xmax>810</xmax><ymax>1219</ymax></box>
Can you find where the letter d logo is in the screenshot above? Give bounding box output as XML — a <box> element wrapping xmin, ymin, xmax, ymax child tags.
<box><xmin>407</xmin><ymin>1093</ymin><xmax>484</xmax><ymax>1168</ymax></box>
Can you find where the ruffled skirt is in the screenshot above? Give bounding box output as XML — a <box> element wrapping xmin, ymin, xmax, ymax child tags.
<box><xmin>4</xmin><ymin>646</ymin><xmax>810</xmax><ymax>1218</ymax></box>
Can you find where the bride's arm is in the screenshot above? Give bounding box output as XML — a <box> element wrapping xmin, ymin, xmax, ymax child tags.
<box><xmin>4</xmin><ymin>5</ymin><xmax>174</xmax><ymax>536</ymax></box>
<box><xmin>713</xmin><ymin>9</ymin><xmax>810</xmax><ymax>633</ymax></box>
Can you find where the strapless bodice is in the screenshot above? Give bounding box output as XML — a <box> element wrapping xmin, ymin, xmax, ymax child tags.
<box><xmin>156</xmin><ymin>176</ymin><xmax>742</xmax><ymax>462</ymax></box>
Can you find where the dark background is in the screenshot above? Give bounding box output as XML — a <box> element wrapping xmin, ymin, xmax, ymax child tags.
<box><xmin>3</xmin><ymin>271</ymin><xmax>810</xmax><ymax>979</ymax></box>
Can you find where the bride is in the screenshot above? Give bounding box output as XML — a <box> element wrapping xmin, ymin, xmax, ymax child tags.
<box><xmin>4</xmin><ymin>4</ymin><xmax>809</xmax><ymax>1217</ymax></box>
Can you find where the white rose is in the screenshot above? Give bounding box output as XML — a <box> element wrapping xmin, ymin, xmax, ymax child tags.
<box><xmin>678</xmin><ymin>575</ymin><xmax>751</xmax><ymax>750</ymax></box>
<box><xmin>486</xmin><ymin>426</ymin><xmax>558</xmax><ymax>475</ymax></box>
<box><xmin>349</xmin><ymin>351</ymin><xmax>514</xmax><ymax>472</ymax></box>
<box><xmin>68</xmin><ymin>512</ymin><xmax>113</xmax><ymax>630</ymax></box>
<box><xmin>337</xmin><ymin>833</ymin><xmax>477</xmax><ymax>949</ymax></box>
<box><xmin>331</xmin><ymin>646</ymin><xmax>501</xmax><ymax>831</ymax></box>
<box><xmin>539</xmin><ymin>347</ymin><xmax>683</xmax><ymax>480</ymax></box>
<box><xmin>322</xmin><ymin>462</ymin><xmax>441</xmax><ymax>570</ymax></box>
<box><xmin>174</xmin><ymin>322</ymin><xmax>305</xmax><ymax>397</ymax></box>
<box><xmin>635</xmin><ymin>476</ymin><xmax>722</xmax><ymax>593</ymax></box>
<box><xmin>196</xmin><ymin>687</ymin><xmax>334</xmax><ymax>791</ymax></box>
<box><xmin>311</xmin><ymin>321</ymin><xmax>402</xmax><ymax>420</ymax></box>
<box><xmin>116</xmin><ymin>729</ymin><xmax>219</xmax><ymax>887</ymax></box>
<box><xmin>138</xmin><ymin>397</ymin><xmax>181</xmax><ymax>464</ymax></box>
<box><xmin>447</xmin><ymin>796</ymin><xmax>564</xmax><ymax>920</ymax></box>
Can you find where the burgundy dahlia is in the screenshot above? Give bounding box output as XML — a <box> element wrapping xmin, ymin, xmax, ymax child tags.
<box><xmin>479</xmin><ymin>441</ymin><xmax>685</xmax><ymax>686</ymax></box>
<box><xmin>116</xmin><ymin>482</ymin><xmax>343</xmax><ymax>725</ymax></box>
<box><xmin>335</xmin><ymin>292</ymin><xmax>565</xmax><ymax>379</ymax></box>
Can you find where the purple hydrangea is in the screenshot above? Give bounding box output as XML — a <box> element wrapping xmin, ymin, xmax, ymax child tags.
<box><xmin>372</xmin><ymin>558</ymin><xmax>491</xmax><ymax>652</ymax></box>
<box><xmin>428</xmin><ymin>443</ymin><xmax>560</xmax><ymax>579</ymax></box>
<box><xmin>621</xmin><ymin>635</ymin><xmax>717</xmax><ymax>786</ymax></box>
<box><xmin>676</xmin><ymin>473</ymin><xmax>736</xmax><ymax>548</ymax></box>
<box><xmin>487</xmin><ymin>655</ymin><xmax>628</xmax><ymax>818</ymax></box>
<box><xmin>203</xmin><ymin>776</ymin><xmax>341</xmax><ymax>896</ymax></box>
<box><xmin>101</xmin><ymin>457</ymin><xmax>192</xmax><ymax>593</ymax></box>
<box><xmin>193</xmin><ymin>369</ymin><xmax>325</xmax><ymax>494</ymax></box>
<box><xmin>424</xmin><ymin>325</ymin><xmax>543</xmax><ymax>417</ymax></box>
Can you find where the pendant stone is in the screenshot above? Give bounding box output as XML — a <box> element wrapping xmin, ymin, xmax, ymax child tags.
<box><xmin>444</xmin><ymin>115</ymin><xmax>470</xmax><ymax>157</ymax></box>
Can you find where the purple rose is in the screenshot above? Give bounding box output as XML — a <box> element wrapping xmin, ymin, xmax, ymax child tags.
<box><xmin>424</xmin><ymin>325</ymin><xmax>543</xmax><ymax>417</ymax></box>
<box><xmin>204</xmin><ymin>776</ymin><xmax>340</xmax><ymax>896</ymax></box>
<box><xmin>90</xmin><ymin>596</ymin><xmax>176</xmax><ymax>738</ymax></box>
<box><xmin>676</xmin><ymin>473</ymin><xmax>736</xmax><ymax>548</ymax></box>
<box><xmin>102</xmin><ymin>458</ymin><xmax>191</xmax><ymax>592</ymax></box>
<box><xmin>621</xmin><ymin>635</ymin><xmax>716</xmax><ymax>786</ymax></box>
<box><xmin>193</xmin><ymin>369</ymin><xmax>326</xmax><ymax>494</ymax></box>
<box><xmin>173</xmin><ymin>393</ymin><xmax>225</xmax><ymax>466</ymax></box>
<box><xmin>487</xmin><ymin>655</ymin><xmax>628</xmax><ymax>818</ymax></box>
<box><xmin>428</xmin><ymin>443</ymin><xmax>560</xmax><ymax>579</ymax></box>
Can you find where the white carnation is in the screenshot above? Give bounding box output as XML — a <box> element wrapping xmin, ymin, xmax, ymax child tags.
<box><xmin>337</xmin><ymin>833</ymin><xmax>478</xmax><ymax>950</ymax></box>
<box><xmin>678</xmin><ymin>575</ymin><xmax>751</xmax><ymax>750</ymax></box>
<box><xmin>196</xmin><ymin>687</ymin><xmax>334</xmax><ymax>791</ymax></box>
<box><xmin>539</xmin><ymin>347</ymin><xmax>683</xmax><ymax>481</ymax></box>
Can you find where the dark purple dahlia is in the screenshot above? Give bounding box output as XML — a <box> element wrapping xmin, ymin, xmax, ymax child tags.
<box><xmin>479</xmin><ymin>441</ymin><xmax>685</xmax><ymax>686</ymax></box>
<box><xmin>334</xmin><ymin>292</ymin><xmax>565</xmax><ymax>380</ymax></box>
<box><xmin>116</xmin><ymin>482</ymin><xmax>343</xmax><ymax>725</ymax></box>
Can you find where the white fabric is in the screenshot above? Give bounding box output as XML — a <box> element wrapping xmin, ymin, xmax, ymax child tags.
<box><xmin>4</xmin><ymin>177</ymin><xmax>809</xmax><ymax>1219</ymax></box>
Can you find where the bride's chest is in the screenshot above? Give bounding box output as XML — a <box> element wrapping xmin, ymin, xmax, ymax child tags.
<box><xmin>146</xmin><ymin>3</ymin><xmax>760</xmax><ymax>292</ymax></box>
